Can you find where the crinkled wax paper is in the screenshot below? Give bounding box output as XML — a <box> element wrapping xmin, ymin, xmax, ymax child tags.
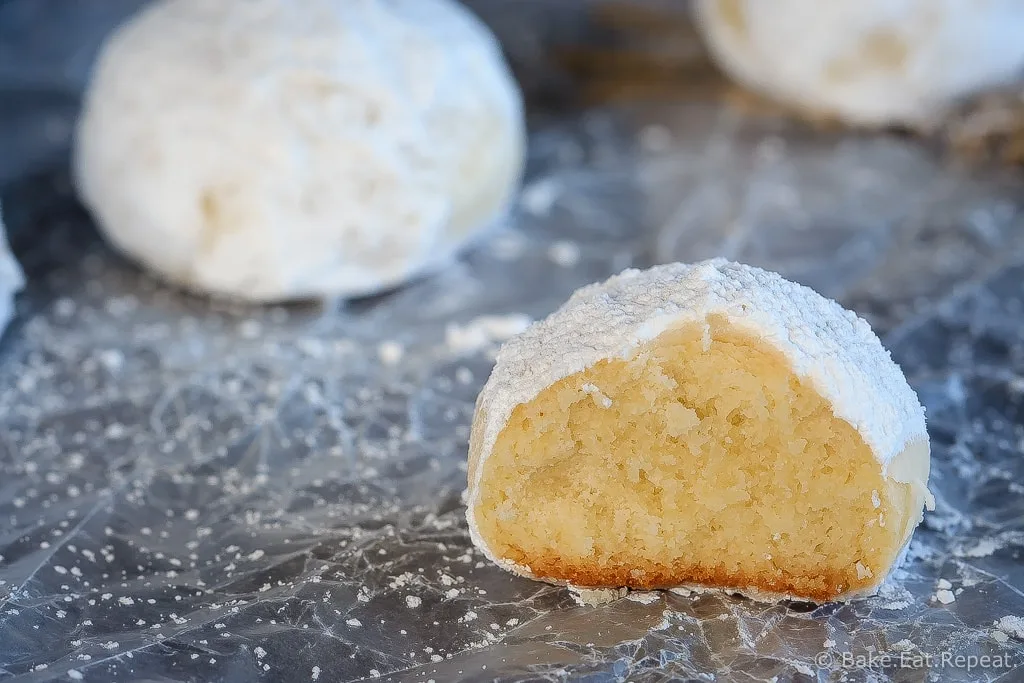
<box><xmin>1</xmin><ymin>1</ymin><xmax>1023</xmax><ymax>681</ymax></box>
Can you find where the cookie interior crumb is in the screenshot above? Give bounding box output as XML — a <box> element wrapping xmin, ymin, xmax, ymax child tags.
<box><xmin>473</xmin><ymin>315</ymin><xmax>921</xmax><ymax>602</ymax></box>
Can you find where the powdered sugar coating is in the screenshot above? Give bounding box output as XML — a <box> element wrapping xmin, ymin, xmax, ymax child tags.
<box><xmin>74</xmin><ymin>0</ymin><xmax>525</xmax><ymax>302</ymax></box>
<box><xmin>467</xmin><ymin>259</ymin><xmax>929</xmax><ymax>590</ymax></box>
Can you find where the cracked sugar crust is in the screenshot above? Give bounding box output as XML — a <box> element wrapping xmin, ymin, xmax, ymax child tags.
<box><xmin>467</xmin><ymin>259</ymin><xmax>930</xmax><ymax>563</ymax></box>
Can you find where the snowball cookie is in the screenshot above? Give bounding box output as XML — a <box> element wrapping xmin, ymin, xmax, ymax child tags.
<box><xmin>467</xmin><ymin>259</ymin><xmax>933</xmax><ymax>602</ymax></box>
<box><xmin>693</xmin><ymin>0</ymin><xmax>1024</xmax><ymax>127</ymax></box>
<box><xmin>73</xmin><ymin>0</ymin><xmax>525</xmax><ymax>302</ymax></box>
<box><xmin>0</xmin><ymin>204</ymin><xmax>24</xmax><ymax>337</ymax></box>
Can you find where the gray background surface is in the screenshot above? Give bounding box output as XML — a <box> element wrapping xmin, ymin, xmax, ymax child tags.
<box><xmin>1</xmin><ymin>1</ymin><xmax>1023</xmax><ymax>681</ymax></box>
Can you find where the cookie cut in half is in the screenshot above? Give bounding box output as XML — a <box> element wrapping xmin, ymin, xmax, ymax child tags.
<box><xmin>466</xmin><ymin>259</ymin><xmax>932</xmax><ymax>602</ymax></box>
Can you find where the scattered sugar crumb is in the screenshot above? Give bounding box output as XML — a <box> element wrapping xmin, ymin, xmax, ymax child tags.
<box><xmin>937</xmin><ymin>579</ymin><xmax>952</xmax><ymax>590</ymax></box>
<box><xmin>934</xmin><ymin>589</ymin><xmax>956</xmax><ymax>605</ymax></box>
<box><xmin>378</xmin><ymin>341</ymin><xmax>404</xmax><ymax>366</ymax></box>
<box><xmin>961</xmin><ymin>538</ymin><xmax>1000</xmax><ymax>558</ymax></box>
<box><xmin>346</xmin><ymin>618</ymin><xmax>361</xmax><ymax>627</ymax></box>
<box><xmin>547</xmin><ymin>241</ymin><xmax>581</xmax><ymax>268</ymax></box>
<box><xmin>568</xmin><ymin>586</ymin><xmax>627</xmax><ymax>606</ymax></box>
<box><xmin>520</xmin><ymin>177</ymin><xmax>561</xmax><ymax>217</ymax></box>
<box><xmin>639</xmin><ymin>124</ymin><xmax>672</xmax><ymax>152</ymax></box>
<box><xmin>446</xmin><ymin>315</ymin><xmax>531</xmax><ymax>355</ymax></box>
<box><xmin>98</xmin><ymin>349</ymin><xmax>124</xmax><ymax>371</ymax></box>
<box><xmin>311</xmin><ymin>666</ymin><xmax>321</xmax><ymax>680</ymax></box>
<box><xmin>995</xmin><ymin>616</ymin><xmax>1024</xmax><ymax>640</ymax></box>
<box><xmin>625</xmin><ymin>591</ymin><xmax>660</xmax><ymax>605</ymax></box>
<box><xmin>239</xmin><ymin>320</ymin><xmax>261</xmax><ymax>339</ymax></box>
<box><xmin>890</xmin><ymin>639</ymin><xmax>915</xmax><ymax>652</ymax></box>
<box><xmin>823</xmin><ymin>639</ymin><xmax>836</xmax><ymax>648</ymax></box>
<box><xmin>254</xmin><ymin>647</ymin><xmax>267</xmax><ymax>660</ymax></box>
<box><xmin>651</xmin><ymin>616</ymin><xmax>672</xmax><ymax>631</ymax></box>
<box><xmin>669</xmin><ymin>587</ymin><xmax>693</xmax><ymax>597</ymax></box>
<box><xmin>490</xmin><ymin>233</ymin><xmax>525</xmax><ymax>260</ymax></box>
<box><xmin>54</xmin><ymin>298</ymin><xmax>76</xmax><ymax>317</ymax></box>
<box><xmin>405</xmin><ymin>595</ymin><xmax>422</xmax><ymax>608</ymax></box>
<box><xmin>390</xmin><ymin>572</ymin><xmax>414</xmax><ymax>589</ymax></box>
<box><xmin>993</xmin><ymin>630</ymin><xmax>1010</xmax><ymax>644</ymax></box>
<box><xmin>68</xmin><ymin>670</ymin><xmax>83</xmax><ymax>681</ymax></box>
<box><xmin>875</xmin><ymin>582</ymin><xmax>912</xmax><ymax>610</ymax></box>
<box><xmin>855</xmin><ymin>562</ymin><xmax>873</xmax><ymax>580</ymax></box>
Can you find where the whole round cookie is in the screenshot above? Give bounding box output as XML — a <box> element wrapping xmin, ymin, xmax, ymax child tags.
<box><xmin>74</xmin><ymin>0</ymin><xmax>525</xmax><ymax>302</ymax></box>
<box><xmin>694</xmin><ymin>0</ymin><xmax>1024</xmax><ymax>127</ymax></box>
<box><xmin>467</xmin><ymin>259</ymin><xmax>932</xmax><ymax>602</ymax></box>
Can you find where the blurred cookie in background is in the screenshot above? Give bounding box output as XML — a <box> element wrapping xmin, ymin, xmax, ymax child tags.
<box><xmin>549</xmin><ymin>0</ymin><xmax>1024</xmax><ymax>165</ymax></box>
<box><xmin>942</xmin><ymin>86</ymin><xmax>1024</xmax><ymax>166</ymax></box>
<box><xmin>0</xmin><ymin>202</ymin><xmax>24</xmax><ymax>337</ymax></box>
<box><xmin>74</xmin><ymin>0</ymin><xmax>525</xmax><ymax>303</ymax></box>
<box><xmin>693</xmin><ymin>0</ymin><xmax>1024</xmax><ymax>129</ymax></box>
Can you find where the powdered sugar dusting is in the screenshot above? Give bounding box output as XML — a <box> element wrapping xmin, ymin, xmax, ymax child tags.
<box><xmin>472</xmin><ymin>260</ymin><xmax>926</xmax><ymax>476</ymax></box>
